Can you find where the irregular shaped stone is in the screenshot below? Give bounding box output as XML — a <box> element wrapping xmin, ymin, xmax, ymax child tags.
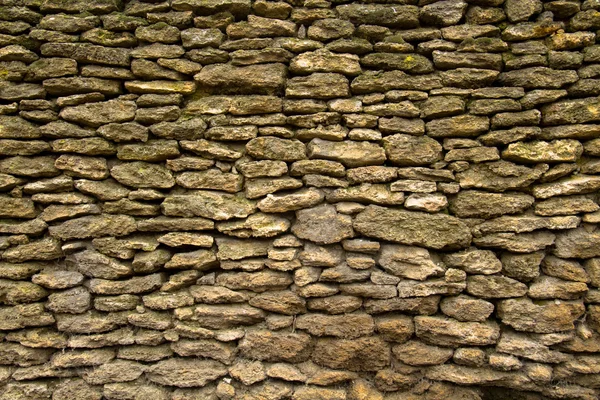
<box><xmin>246</xmin><ymin>137</ymin><xmax>306</xmax><ymax>161</ymax></box>
<box><xmin>312</xmin><ymin>336</ymin><xmax>390</xmax><ymax>371</ymax></box>
<box><xmin>291</xmin><ymin>49</ymin><xmax>361</xmax><ymax>76</ymax></box>
<box><xmin>415</xmin><ymin>316</ymin><xmax>500</xmax><ymax>347</ymax></box>
<box><xmin>382</xmin><ymin>134</ymin><xmax>442</xmax><ymax>166</ymax></box>
<box><xmin>257</xmin><ymin>187</ymin><xmax>324</xmax><ymax>213</ymax></box>
<box><xmin>238</xmin><ymin>330</ymin><xmax>312</xmax><ymax>362</ymax></box>
<box><xmin>88</xmin><ymin>273</ymin><xmax>164</xmax><ymax>295</ymax></box>
<box><xmin>457</xmin><ymin>161</ymin><xmax>548</xmax><ymax>191</ymax></box>
<box><xmin>286</xmin><ymin>73</ymin><xmax>350</xmax><ymax>99</ymax></box>
<box><xmin>307</xmin><ymin>138</ymin><xmax>385</xmax><ymax>168</ymax></box>
<box><xmin>162</xmin><ymin>191</ymin><xmax>256</xmax><ymax>220</ymax></box>
<box><xmin>554</xmin><ymin>227</ymin><xmax>600</xmax><ymax>259</ymax></box>
<box><xmin>146</xmin><ymin>358</ymin><xmax>227</xmax><ymax>387</ymax></box>
<box><xmin>449</xmin><ymin>191</ymin><xmax>534</xmax><ymax>218</ymax></box>
<box><xmin>533</xmin><ymin>175</ymin><xmax>600</xmax><ymax>199</ymax></box>
<box><xmin>503</xmin><ymin>140</ymin><xmax>583</xmax><ymax>163</ymax></box>
<box><xmin>2</xmin><ymin>238</ymin><xmax>62</xmax><ymax>263</ymax></box>
<box><xmin>498</xmin><ymin>67</ymin><xmax>578</xmax><ymax>89</ymax></box>
<box><xmin>195</xmin><ymin>63</ymin><xmax>286</xmax><ymax>95</ymax></box>
<box><xmin>497</xmin><ymin>298</ymin><xmax>585</xmax><ymax>333</ymax></box>
<box><xmin>354</xmin><ymin>205</ymin><xmax>471</xmax><ymax>250</ymax></box>
<box><xmin>426</xmin><ymin>115</ymin><xmax>489</xmax><ymax>138</ymax></box>
<box><xmin>0</xmin><ymin>156</ymin><xmax>60</xmax><ymax>178</ymax></box>
<box><xmin>249</xmin><ymin>290</ymin><xmax>306</xmax><ymax>315</ymax></box>
<box><xmin>59</xmin><ymin>100</ymin><xmax>136</xmax><ymax>128</ymax></box>
<box><xmin>295</xmin><ymin>313</ymin><xmax>373</xmax><ymax>338</ymax></box>
<box><xmin>292</xmin><ymin>204</ymin><xmax>353</xmax><ymax>245</ymax></box>
<box><xmin>111</xmin><ymin>162</ymin><xmax>175</xmax><ymax>189</ymax></box>
<box><xmin>378</xmin><ymin>244</ymin><xmax>445</xmax><ymax>281</ymax></box>
<box><xmin>67</xmin><ymin>250</ymin><xmax>132</xmax><ymax>279</ymax></box>
<box><xmin>337</xmin><ymin>4</ymin><xmax>419</xmax><ymax>28</ymax></box>
<box><xmin>216</xmin><ymin>270</ymin><xmax>292</xmax><ymax>292</ymax></box>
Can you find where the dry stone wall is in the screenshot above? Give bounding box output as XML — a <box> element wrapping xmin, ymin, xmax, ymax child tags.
<box><xmin>2</xmin><ymin>0</ymin><xmax>600</xmax><ymax>398</ymax></box>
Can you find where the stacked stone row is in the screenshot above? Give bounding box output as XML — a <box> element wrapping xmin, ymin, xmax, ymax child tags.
<box><xmin>1</xmin><ymin>0</ymin><xmax>600</xmax><ymax>398</ymax></box>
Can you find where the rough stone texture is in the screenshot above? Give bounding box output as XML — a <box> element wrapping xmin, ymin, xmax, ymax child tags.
<box><xmin>0</xmin><ymin>1</ymin><xmax>599</xmax><ymax>399</ymax></box>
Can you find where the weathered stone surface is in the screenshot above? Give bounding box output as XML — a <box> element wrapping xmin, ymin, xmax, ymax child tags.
<box><xmin>146</xmin><ymin>358</ymin><xmax>228</xmax><ymax>387</ymax></box>
<box><xmin>457</xmin><ymin>161</ymin><xmax>547</xmax><ymax>191</ymax></box>
<box><xmin>449</xmin><ymin>191</ymin><xmax>534</xmax><ymax>218</ymax></box>
<box><xmin>383</xmin><ymin>134</ymin><xmax>442</xmax><ymax>166</ymax></box>
<box><xmin>60</xmin><ymin>100</ymin><xmax>136</xmax><ymax>128</ymax></box>
<box><xmin>246</xmin><ymin>137</ymin><xmax>306</xmax><ymax>161</ymax></box>
<box><xmin>238</xmin><ymin>330</ymin><xmax>312</xmax><ymax>362</ymax></box>
<box><xmin>354</xmin><ymin>205</ymin><xmax>471</xmax><ymax>250</ymax></box>
<box><xmin>415</xmin><ymin>316</ymin><xmax>500</xmax><ymax>347</ymax></box>
<box><xmin>312</xmin><ymin>336</ymin><xmax>390</xmax><ymax>371</ymax></box>
<box><xmin>195</xmin><ymin>63</ymin><xmax>286</xmax><ymax>95</ymax></box>
<box><xmin>162</xmin><ymin>191</ymin><xmax>255</xmax><ymax>220</ymax></box>
<box><xmin>378</xmin><ymin>244</ymin><xmax>445</xmax><ymax>281</ymax></box>
<box><xmin>49</xmin><ymin>214</ymin><xmax>136</xmax><ymax>240</ymax></box>
<box><xmin>111</xmin><ymin>162</ymin><xmax>175</xmax><ymax>189</ymax></box>
<box><xmin>307</xmin><ymin>138</ymin><xmax>385</xmax><ymax>168</ymax></box>
<box><xmin>497</xmin><ymin>297</ymin><xmax>585</xmax><ymax>333</ymax></box>
<box><xmin>292</xmin><ymin>204</ymin><xmax>353</xmax><ymax>245</ymax></box>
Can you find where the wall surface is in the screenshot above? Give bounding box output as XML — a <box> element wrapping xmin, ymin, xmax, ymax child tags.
<box><xmin>1</xmin><ymin>0</ymin><xmax>600</xmax><ymax>398</ymax></box>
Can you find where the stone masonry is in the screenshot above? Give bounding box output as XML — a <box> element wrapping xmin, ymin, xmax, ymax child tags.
<box><xmin>1</xmin><ymin>0</ymin><xmax>600</xmax><ymax>399</ymax></box>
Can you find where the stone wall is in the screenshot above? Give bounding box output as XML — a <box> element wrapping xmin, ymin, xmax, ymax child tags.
<box><xmin>1</xmin><ymin>0</ymin><xmax>600</xmax><ymax>398</ymax></box>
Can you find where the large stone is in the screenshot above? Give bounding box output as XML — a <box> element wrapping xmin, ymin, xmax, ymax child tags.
<box><xmin>443</xmin><ymin>248</ymin><xmax>502</xmax><ymax>275</ymax></box>
<box><xmin>49</xmin><ymin>214</ymin><xmax>136</xmax><ymax>240</ymax></box>
<box><xmin>498</xmin><ymin>67</ymin><xmax>578</xmax><ymax>89</ymax></box>
<box><xmin>286</xmin><ymin>73</ymin><xmax>350</xmax><ymax>99</ymax></box>
<box><xmin>2</xmin><ymin>238</ymin><xmax>62</xmax><ymax>262</ymax></box>
<box><xmin>146</xmin><ymin>358</ymin><xmax>228</xmax><ymax>387</ymax></box>
<box><xmin>466</xmin><ymin>275</ymin><xmax>528</xmax><ymax>298</ymax></box>
<box><xmin>497</xmin><ymin>298</ymin><xmax>585</xmax><ymax>333</ymax></box>
<box><xmin>312</xmin><ymin>336</ymin><xmax>390</xmax><ymax>371</ymax></box>
<box><xmin>307</xmin><ymin>138</ymin><xmax>385</xmax><ymax>167</ymax></box>
<box><xmin>111</xmin><ymin>162</ymin><xmax>175</xmax><ymax>189</ymax></box>
<box><xmin>59</xmin><ymin>100</ymin><xmax>136</xmax><ymax>128</ymax></box>
<box><xmin>449</xmin><ymin>191</ymin><xmax>534</xmax><ymax>218</ymax></box>
<box><xmin>238</xmin><ymin>330</ymin><xmax>312</xmax><ymax>362</ymax></box>
<box><xmin>415</xmin><ymin>316</ymin><xmax>500</xmax><ymax>347</ymax></box>
<box><xmin>457</xmin><ymin>161</ymin><xmax>547</xmax><ymax>191</ymax></box>
<box><xmin>257</xmin><ymin>187</ymin><xmax>324</xmax><ymax>213</ymax></box>
<box><xmin>382</xmin><ymin>134</ymin><xmax>443</xmax><ymax>166</ymax></box>
<box><xmin>216</xmin><ymin>270</ymin><xmax>292</xmax><ymax>292</ymax></box>
<box><xmin>246</xmin><ymin>137</ymin><xmax>306</xmax><ymax>161</ymax></box>
<box><xmin>0</xmin><ymin>197</ymin><xmax>36</xmax><ymax>219</ymax></box>
<box><xmin>195</xmin><ymin>63</ymin><xmax>286</xmax><ymax>95</ymax></box>
<box><xmin>354</xmin><ymin>205</ymin><xmax>471</xmax><ymax>250</ymax></box>
<box><xmin>249</xmin><ymin>290</ymin><xmax>306</xmax><ymax>315</ymax></box>
<box><xmin>176</xmin><ymin>170</ymin><xmax>243</xmax><ymax>193</ymax></box>
<box><xmin>426</xmin><ymin>115</ymin><xmax>489</xmax><ymax>138</ymax></box>
<box><xmin>377</xmin><ymin>244</ymin><xmax>445</xmax><ymax>281</ymax></box>
<box><xmin>40</xmin><ymin>43</ymin><xmax>130</xmax><ymax>66</ymax></box>
<box><xmin>440</xmin><ymin>295</ymin><xmax>494</xmax><ymax>322</ymax></box>
<box><xmin>291</xmin><ymin>204</ymin><xmax>353</xmax><ymax>245</ymax></box>
<box><xmin>392</xmin><ymin>340</ymin><xmax>454</xmax><ymax>366</ymax></box>
<box><xmin>0</xmin><ymin>156</ymin><xmax>60</xmax><ymax>178</ymax></box>
<box><xmin>362</xmin><ymin>53</ymin><xmax>434</xmax><ymax>74</ymax></box>
<box><xmin>67</xmin><ymin>250</ymin><xmax>132</xmax><ymax>279</ymax></box>
<box><xmin>503</xmin><ymin>140</ymin><xmax>583</xmax><ymax>163</ymax></box>
<box><xmin>216</xmin><ymin>212</ymin><xmax>290</xmax><ymax>238</ymax></box>
<box><xmin>533</xmin><ymin>175</ymin><xmax>600</xmax><ymax>199</ymax></box>
<box><xmin>290</xmin><ymin>50</ymin><xmax>361</xmax><ymax>76</ymax></box>
<box><xmin>554</xmin><ymin>227</ymin><xmax>600</xmax><ymax>259</ymax></box>
<box><xmin>327</xmin><ymin>184</ymin><xmax>404</xmax><ymax>205</ymax></box>
<box><xmin>162</xmin><ymin>191</ymin><xmax>256</xmax><ymax>220</ymax></box>
<box><xmin>336</xmin><ymin>4</ymin><xmax>419</xmax><ymax>28</ymax></box>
